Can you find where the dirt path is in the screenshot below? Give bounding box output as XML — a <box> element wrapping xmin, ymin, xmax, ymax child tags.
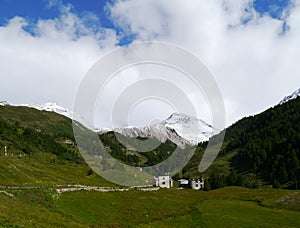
<box><xmin>0</xmin><ymin>184</ymin><xmax>159</xmax><ymax>193</ymax></box>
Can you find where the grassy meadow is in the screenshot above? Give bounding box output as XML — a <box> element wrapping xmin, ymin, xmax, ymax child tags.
<box><xmin>0</xmin><ymin>186</ymin><xmax>300</xmax><ymax>227</ymax></box>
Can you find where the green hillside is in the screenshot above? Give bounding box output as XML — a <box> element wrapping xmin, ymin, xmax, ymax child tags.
<box><xmin>0</xmin><ymin>105</ymin><xmax>113</xmax><ymax>187</ymax></box>
<box><xmin>0</xmin><ymin>105</ymin><xmax>77</xmax><ymax>160</ymax></box>
<box><xmin>183</xmin><ymin>97</ymin><xmax>300</xmax><ymax>189</ymax></box>
<box><xmin>0</xmin><ymin>105</ymin><xmax>73</xmax><ymax>137</ymax></box>
<box><xmin>99</xmin><ymin>131</ymin><xmax>177</xmax><ymax>167</ymax></box>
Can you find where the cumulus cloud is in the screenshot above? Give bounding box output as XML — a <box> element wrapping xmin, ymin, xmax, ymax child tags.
<box><xmin>0</xmin><ymin>4</ymin><xmax>118</xmax><ymax>110</ymax></box>
<box><xmin>1</xmin><ymin>0</ymin><xmax>300</xmax><ymax>128</ymax></box>
<box><xmin>107</xmin><ymin>0</ymin><xmax>300</xmax><ymax>126</ymax></box>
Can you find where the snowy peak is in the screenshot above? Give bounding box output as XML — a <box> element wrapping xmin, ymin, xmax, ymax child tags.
<box><xmin>111</xmin><ymin>113</ymin><xmax>216</xmax><ymax>148</ymax></box>
<box><xmin>163</xmin><ymin>113</ymin><xmax>216</xmax><ymax>145</ymax></box>
<box><xmin>163</xmin><ymin>112</ymin><xmax>213</xmax><ymax>131</ymax></box>
<box><xmin>279</xmin><ymin>88</ymin><xmax>300</xmax><ymax>105</ymax></box>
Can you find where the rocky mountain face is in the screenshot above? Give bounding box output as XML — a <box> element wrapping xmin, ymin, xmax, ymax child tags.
<box><xmin>112</xmin><ymin>113</ymin><xmax>216</xmax><ymax>149</ymax></box>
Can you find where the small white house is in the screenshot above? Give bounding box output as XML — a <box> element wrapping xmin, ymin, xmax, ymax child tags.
<box><xmin>178</xmin><ymin>179</ymin><xmax>189</xmax><ymax>188</ymax></box>
<box><xmin>191</xmin><ymin>178</ymin><xmax>205</xmax><ymax>190</ymax></box>
<box><xmin>153</xmin><ymin>176</ymin><xmax>173</xmax><ymax>188</ymax></box>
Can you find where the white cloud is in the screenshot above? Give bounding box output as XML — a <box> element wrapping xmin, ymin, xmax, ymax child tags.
<box><xmin>108</xmin><ymin>0</ymin><xmax>170</xmax><ymax>40</ymax></box>
<box><xmin>107</xmin><ymin>0</ymin><xmax>300</xmax><ymax>126</ymax></box>
<box><xmin>1</xmin><ymin>0</ymin><xmax>300</xmax><ymax>129</ymax></box>
<box><xmin>0</xmin><ymin>6</ymin><xmax>118</xmax><ymax>110</ymax></box>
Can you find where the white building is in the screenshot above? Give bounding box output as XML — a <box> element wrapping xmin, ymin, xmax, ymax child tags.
<box><xmin>191</xmin><ymin>179</ymin><xmax>205</xmax><ymax>190</ymax></box>
<box><xmin>178</xmin><ymin>179</ymin><xmax>189</xmax><ymax>188</ymax></box>
<box><xmin>153</xmin><ymin>176</ymin><xmax>173</xmax><ymax>188</ymax></box>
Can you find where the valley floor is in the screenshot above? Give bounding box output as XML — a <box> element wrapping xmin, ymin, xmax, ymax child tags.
<box><xmin>0</xmin><ymin>186</ymin><xmax>300</xmax><ymax>227</ymax></box>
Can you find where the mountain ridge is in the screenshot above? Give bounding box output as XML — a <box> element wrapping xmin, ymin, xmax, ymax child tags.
<box><xmin>111</xmin><ymin>113</ymin><xmax>216</xmax><ymax>149</ymax></box>
<box><xmin>279</xmin><ymin>88</ymin><xmax>300</xmax><ymax>105</ymax></box>
<box><xmin>2</xmin><ymin>87</ymin><xmax>299</xmax><ymax>156</ymax></box>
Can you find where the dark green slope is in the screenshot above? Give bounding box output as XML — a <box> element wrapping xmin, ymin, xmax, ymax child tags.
<box><xmin>184</xmin><ymin>97</ymin><xmax>300</xmax><ymax>189</ymax></box>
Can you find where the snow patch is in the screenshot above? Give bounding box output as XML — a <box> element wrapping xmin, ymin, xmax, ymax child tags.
<box><xmin>279</xmin><ymin>88</ymin><xmax>300</xmax><ymax>105</ymax></box>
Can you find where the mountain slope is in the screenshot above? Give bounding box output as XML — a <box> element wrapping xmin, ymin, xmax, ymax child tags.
<box><xmin>0</xmin><ymin>105</ymin><xmax>113</xmax><ymax>186</ymax></box>
<box><xmin>0</xmin><ymin>104</ymin><xmax>73</xmax><ymax>137</ymax></box>
<box><xmin>1</xmin><ymin>89</ymin><xmax>299</xmax><ymax>190</ymax></box>
<box><xmin>184</xmin><ymin>95</ymin><xmax>300</xmax><ymax>189</ymax></box>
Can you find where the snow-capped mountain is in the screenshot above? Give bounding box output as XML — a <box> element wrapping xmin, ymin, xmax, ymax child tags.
<box><xmin>112</xmin><ymin>113</ymin><xmax>217</xmax><ymax>149</ymax></box>
<box><xmin>279</xmin><ymin>88</ymin><xmax>300</xmax><ymax>105</ymax></box>
<box><xmin>8</xmin><ymin>102</ymin><xmax>75</xmax><ymax>119</ymax></box>
<box><xmin>1</xmin><ymin>100</ymin><xmax>216</xmax><ymax>148</ymax></box>
<box><xmin>114</xmin><ymin>123</ymin><xmax>191</xmax><ymax>149</ymax></box>
<box><xmin>29</xmin><ymin>102</ymin><xmax>74</xmax><ymax>119</ymax></box>
<box><xmin>163</xmin><ymin>113</ymin><xmax>216</xmax><ymax>144</ymax></box>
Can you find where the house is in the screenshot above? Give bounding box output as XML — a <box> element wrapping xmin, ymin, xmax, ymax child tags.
<box><xmin>191</xmin><ymin>178</ymin><xmax>205</xmax><ymax>190</ymax></box>
<box><xmin>153</xmin><ymin>176</ymin><xmax>173</xmax><ymax>188</ymax></box>
<box><xmin>178</xmin><ymin>179</ymin><xmax>189</xmax><ymax>188</ymax></box>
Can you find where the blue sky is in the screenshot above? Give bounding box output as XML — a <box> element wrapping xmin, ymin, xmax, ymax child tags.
<box><xmin>0</xmin><ymin>0</ymin><xmax>290</xmax><ymax>21</ymax></box>
<box><xmin>0</xmin><ymin>0</ymin><xmax>291</xmax><ymax>45</ymax></box>
<box><xmin>254</xmin><ymin>0</ymin><xmax>290</xmax><ymax>18</ymax></box>
<box><xmin>0</xmin><ymin>0</ymin><xmax>135</xmax><ymax>45</ymax></box>
<box><xmin>0</xmin><ymin>0</ymin><xmax>111</xmax><ymax>24</ymax></box>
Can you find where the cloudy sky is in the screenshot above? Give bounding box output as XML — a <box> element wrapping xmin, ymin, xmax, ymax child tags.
<box><xmin>0</xmin><ymin>0</ymin><xmax>299</xmax><ymax>128</ymax></box>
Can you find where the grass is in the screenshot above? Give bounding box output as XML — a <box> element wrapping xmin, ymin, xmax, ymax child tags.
<box><xmin>0</xmin><ymin>155</ymin><xmax>115</xmax><ymax>187</ymax></box>
<box><xmin>145</xmin><ymin>199</ymin><xmax>300</xmax><ymax>228</ymax></box>
<box><xmin>0</xmin><ymin>187</ymin><xmax>300</xmax><ymax>227</ymax></box>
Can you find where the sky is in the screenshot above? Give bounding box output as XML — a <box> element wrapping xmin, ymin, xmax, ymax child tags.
<box><xmin>0</xmin><ymin>0</ymin><xmax>299</xmax><ymax>128</ymax></box>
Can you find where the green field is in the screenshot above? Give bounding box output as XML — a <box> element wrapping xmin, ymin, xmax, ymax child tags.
<box><xmin>0</xmin><ymin>186</ymin><xmax>300</xmax><ymax>227</ymax></box>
